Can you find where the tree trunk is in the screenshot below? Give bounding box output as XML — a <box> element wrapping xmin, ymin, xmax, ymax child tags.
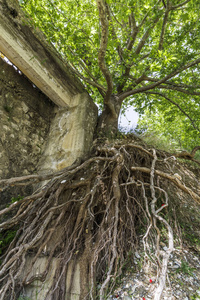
<box><xmin>96</xmin><ymin>95</ymin><xmax>121</xmax><ymax>137</ymax></box>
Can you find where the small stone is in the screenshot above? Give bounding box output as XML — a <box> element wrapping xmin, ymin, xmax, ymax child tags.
<box><xmin>175</xmin><ymin>291</ymin><xmax>181</xmax><ymax>295</ymax></box>
<box><xmin>189</xmin><ymin>276</ymin><xmax>194</xmax><ymax>281</ymax></box>
<box><xmin>172</xmin><ymin>265</ymin><xmax>179</xmax><ymax>269</ymax></box>
<box><xmin>135</xmin><ymin>251</ymin><xmax>141</xmax><ymax>258</ymax></box>
<box><xmin>184</xmin><ymin>277</ymin><xmax>190</xmax><ymax>282</ymax></box>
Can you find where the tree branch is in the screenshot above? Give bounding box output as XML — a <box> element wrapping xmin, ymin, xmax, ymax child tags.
<box><xmin>157</xmin><ymin>84</ymin><xmax>200</xmax><ymax>95</ymax></box>
<box><xmin>144</xmin><ymin>91</ymin><xmax>200</xmax><ymax>132</ymax></box>
<box><xmin>161</xmin><ymin>0</ymin><xmax>166</xmax><ymax>8</ymax></box>
<box><xmin>134</xmin><ymin>16</ymin><xmax>160</xmax><ymax>55</ymax></box>
<box><xmin>142</xmin><ymin>76</ymin><xmax>200</xmax><ymax>90</ymax></box>
<box><xmin>106</xmin><ymin>3</ymin><xmax>124</xmax><ymax>63</ymax></box>
<box><xmin>69</xmin><ymin>60</ymin><xmax>106</xmax><ymax>96</ymax></box>
<box><xmin>127</xmin><ymin>12</ymin><xmax>138</xmax><ymax>51</ymax></box>
<box><xmin>131</xmin><ymin>167</ymin><xmax>200</xmax><ymax>204</ymax></box>
<box><xmin>96</xmin><ymin>0</ymin><xmax>115</xmax><ymax>115</ymax></box>
<box><xmin>118</xmin><ymin>57</ymin><xmax>200</xmax><ymax>101</ymax></box>
<box><xmin>158</xmin><ymin>9</ymin><xmax>169</xmax><ymax>50</ymax></box>
<box><xmin>191</xmin><ymin>146</ymin><xmax>200</xmax><ymax>157</ymax></box>
<box><xmin>126</xmin><ymin>8</ymin><xmax>152</xmax><ymax>55</ymax></box>
<box><xmin>118</xmin><ymin>1</ymin><xmax>162</xmax><ymax>93</ymax></box>
<box><xmin>171</xmin><ymin>0</ymin><xmax>191</xmax><ymax>10</ymax></box>
<box><xmin>174</xmin><ymin>146</ymin><xmax>200</xmax><ymax>165</ymax></box>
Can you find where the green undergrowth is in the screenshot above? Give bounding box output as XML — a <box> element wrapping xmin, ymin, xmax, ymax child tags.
<box><xmin>0</xmin><ymin>229</ymin><xmax>17</xmax><ymax>257</ymax></box>
<box><xmin>139</xmin><ymin>131</ymin><xmax>200</xmax><ymax>162</ymax></box>
<box><xmin>0</xmin><ymin>195</ymin><xmax>23</xmax><ymax>260</ymax></box>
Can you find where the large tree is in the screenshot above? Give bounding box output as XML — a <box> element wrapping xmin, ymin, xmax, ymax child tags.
<box><xmin>0</xmin><ymin>1</ymin><xmax>200</xmax><ymax>300</ymax></box>
<box><xmin>21</xmin><ymin>0</ymin><xmax>200</xmax><ymax>139</ymax></box>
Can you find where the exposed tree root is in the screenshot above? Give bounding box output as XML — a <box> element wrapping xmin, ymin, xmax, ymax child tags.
<box><xmin>0</xmin><ymin>140</ymin><xmax>199</xmax><ymax>300</ymax></box>
<box><xmin>131</xmin><ymin>167</ymin><xmax>200</xmax><ymax>204</ymax></box>
<box><xmin>174</xmin><ymin>146</ymin><xmax>200</xmax><ymax>165</ymax></box>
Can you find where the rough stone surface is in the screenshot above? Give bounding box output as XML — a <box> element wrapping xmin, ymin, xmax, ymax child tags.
<box><xmin>0</xmin><ymin>58</ymin><xmax>55</xmax><ymax>178</ymax></box>
<box><xmin>107</xmin><ymin>241</ymin><xmax>200</xmax><ymax>300</ymax></box>
<box><xmin>0</xmin><ymin>57</ymin><xmax>55</xmax><ymax>207</ymax></box>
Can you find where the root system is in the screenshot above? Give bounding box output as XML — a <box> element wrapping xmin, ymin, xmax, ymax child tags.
<box><xmin>0</xmin><ymin>138</ymin><xmax>199</xmax><ymax>300</ymax></box>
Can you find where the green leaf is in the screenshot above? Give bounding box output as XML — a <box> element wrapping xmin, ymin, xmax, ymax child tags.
<box><xmin>19</xmin><ymin>0</ymin><xmax>200</xmax><ymax>147</ymax></box>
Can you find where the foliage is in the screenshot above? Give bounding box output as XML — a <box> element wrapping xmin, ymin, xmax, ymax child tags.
<box><xmin>136</xmin><ymin>107</ymin><xmax>200</xmax><ymax>152</ymax></box>
<box><xmin>0</xmin><ymin>196</ymin><xmax>22</xmax><ymax>257</ymax></box>
<box><xmin>175</xmin><ymin>260</ymin><xmax>195</xmax><ymax>275</ymax></box>
<box><xmin>179</xmin><ymin>205</ymin><xmax>200</xmax><ymax>249</ymax></box>
<box><xmin>19</xmin><ymin>0</ymin><xmax>200</xmax><ymax>141</ymax></box>
<box><xmin>3</xmin><ymin>105</ymin><xmax>12</xmax><ymax>114</ymax></box>
<box><xmin>191</xmin><ymin>288</ymin><xmax>200</xmax><ymax>300</ymax></box>
<box><xmin>8</xmin><ymin>195</ymin><xmax>24</xmax><ymax>207</ymax></box>
<box><xmin>136</xmin><ymin>94</ymin><xmax>200</xmax><ymax>152</ymax></box>
<box><xmin>10</xmin><ymin>195</ymin><xmax>24</xmax><ymax>203</ymax></box>
<box><xmin>0</xmin><ymin>229</ymin><xmax>17</xmax><ymax>256</ymax></box>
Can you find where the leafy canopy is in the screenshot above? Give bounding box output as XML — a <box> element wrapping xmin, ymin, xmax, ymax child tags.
<box><xmin>20</xmin><ymin>0</ymin><xmax>200</xmax><ymax>148</ymax></box>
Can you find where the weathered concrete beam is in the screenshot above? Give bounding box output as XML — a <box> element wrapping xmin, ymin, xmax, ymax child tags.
<box><xmin>37</xmin><ymin>93</ymin><xmax>98</xmax><ymax>173</ymax></box>
<box><xmin>0</xmin><ymin>0</ymin><xmax>86</xmax><ymax>108</ymax></box>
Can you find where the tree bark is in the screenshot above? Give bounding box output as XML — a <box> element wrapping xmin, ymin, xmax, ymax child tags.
<box><xmin>96</xmin><ymin>95</ymin><xmax>121</xmax><ymax>136</ymax></box>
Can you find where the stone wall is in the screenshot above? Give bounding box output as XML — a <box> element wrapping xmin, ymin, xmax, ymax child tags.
<box><xmin>0</xmin><ymin>57</ymin><xmax>56</xmax><ymax>207</ymax></box>
<box><xmin>0</xmin><ymin>57</ymin><xmax>55</xmax><ymax>178</ymax></box>
<box><xmin>0</xmin><ymin>55</ymin><xmax>97</xmax><ymax>198</ymax></box>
